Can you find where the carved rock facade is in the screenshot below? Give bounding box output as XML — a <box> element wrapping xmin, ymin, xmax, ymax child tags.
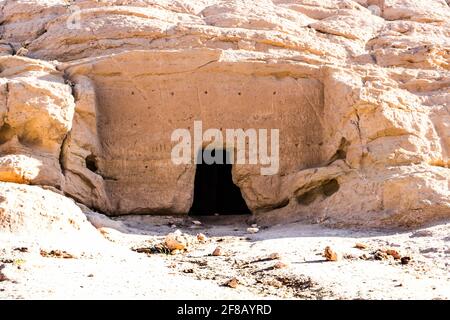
<box><xmin>0</xmin><ymin>0</ymin><xmax>449</xmax><ymax>228</ymax></box>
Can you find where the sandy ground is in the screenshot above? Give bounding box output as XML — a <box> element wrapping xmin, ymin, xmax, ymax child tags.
<box><xmin>0</xmin><ymin>214</ymin><xmax>449</xmax><ymax>300</ymax></box>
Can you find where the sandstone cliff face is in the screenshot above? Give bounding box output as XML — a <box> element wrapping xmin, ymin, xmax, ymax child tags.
<box><xmin>0</xmin><ymin>0</ymin><xmax>449</xmax><ymax>228</ymax></box>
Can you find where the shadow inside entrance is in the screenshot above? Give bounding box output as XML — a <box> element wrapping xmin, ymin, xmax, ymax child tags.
<box><xmin>189</xmin><ymin>149</ymin><xmax>251</xmax><ymax>216</ymax></box>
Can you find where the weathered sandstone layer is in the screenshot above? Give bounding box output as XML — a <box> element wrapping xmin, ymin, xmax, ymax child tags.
<box><xmin>0</xmin><ymin>0</ymin><xmax>449</xmax><ymax>229</ymax></box>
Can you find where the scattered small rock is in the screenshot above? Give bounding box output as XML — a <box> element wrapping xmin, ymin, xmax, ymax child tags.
<box><xmin>344</xmin><ymin>253</ymin><xmax>358</xmax><ymax>260</ymax></box>
<box><xmin>0</xmin><ymin>265</ymin><xmax>9</xmax><ymax>282</ymax></box>
<box><xmin>410</xmin><ymin>230</ymin><xmax>434</xmax><ymax>238</ymax></box>
<box><xmin>269</xmin><ymin>252</ymin><xmax>281</xmax><ymax>260</ymax></box>
<box><xmin>40</xmin><ymin>250</ymin><xmax>75</xmax><ymax>259</ymax></box>
<box><xmin>192</xmin><ymin>220</ymin><xmax>202</xmax><ymax>226</ymax></box>
<box><xmin>354</xmin><ymin>243</ymin><xmax>368</xmax><ymax>250</ymax></box>
<box><xmin>212</xmin><ymin>246</ymin><xmax>223</xmax><ymax>256</ymax></box>
<box><xmin>266</xmin><ymin>279</ymin><xmax>283</xmax><ymax>288</ymax></box>
<box><xmin>133</xmin><ymin>247</ymin><xmax>154</xmax><ymax>254</ymax></box>
<box><xmin>386</xmin><ymin>249</ymin><xmax>401</xmax><ymax>260</ymax></box>
<box><xmin>388</xmin><ymin>243</ymin><xmax>401</xmax><ymax>248</ymax></box>
<box><xmin>226</xmin><ymin>278</ymin><xmax>239</xmax><ymax>288</ymax></box>
<box><xmin>373</xmin><ymin>250</ymin><xmax>388</xmax><ymax>261</ymax></box>
<box><xmin>196</xmin><ymin>233</ymin><xmax>207</xmax><ymax>242</ymax></box>
<box><xmin>401</xmin><ymin>256</ymin><xmax>412</xmax><ymax>265</ymax></box>
<box><xmin>324</xmin><ymin>246</ymin><xmax>339</xmax><ymax>261</ymax></box>
<box><xmin>0</xmin><ymin>259</ymin><xmax>13</xmax><ymax>264</ymax></box>
<box><xmin>183</xmin><ymin>268</ymin><xmax>194</xmax><ymax>274</ymax></box>
<box><xmin>247</xmin><ymin>227</ymin><xmax>259</xmax><ymax>234</ymax></box>
<box><xmin>164</xmin><ymin>233</ymin><xmax>187</xmax><ymax>251</ymax></box>
<box><xmin>273</xmin><ymin>261</ymin><xmax>288</xmax><ymax>269</ymax></box>
<box><xmin>0</xmin><ymin>272</ymin><xmax>8</xmax><ymax>282</ymax></box>
<box><xmin>195</xmin><ymin>261</ymin><xmax>208</xmax><ymax>267</ymax></box>
<box><xmin>420</xmin><ymin>248</ymin><xmax>439</xmax><ymax>254</ymax></box>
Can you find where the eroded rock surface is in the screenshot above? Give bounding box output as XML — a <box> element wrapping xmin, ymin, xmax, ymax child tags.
<box><xmin>0</xmin><ymin>0</ymin><xmax>448</xmax><ymax>228</ymax></box>
<box><xmin>0</xmin><ymin>182</ymin><xmax>103</xmax><ymax>243</ymax></box>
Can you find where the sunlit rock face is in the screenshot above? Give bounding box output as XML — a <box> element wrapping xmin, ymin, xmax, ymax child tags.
<box><xmin>0</xmin><ymin>0</ymin><xmax>449</xmax><ymax>228</ymax></box>
<box><xmin>62</xmin><ymin>50</ymin><xmax>325</xmax><ymax>214</ymax></box>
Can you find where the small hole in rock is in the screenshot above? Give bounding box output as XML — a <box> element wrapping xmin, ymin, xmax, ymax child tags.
<box><xmin>296</xmin><ymin>179</ymin><xmax>340</xmax><ymax>206</ymax></box>
<box><xmin>296</xmin><ymin>190</ymin><xmax>317</xmax><ymax>206</ymax></box>
<box><xmin>85</xmin><ymin>155</ymin><xmax>98</xmax><ymax>173</ymax></box>
<box><xmin>322</xmin><ymin>179</ymin><xmax>340</xmax><ymax>197</ymax></box>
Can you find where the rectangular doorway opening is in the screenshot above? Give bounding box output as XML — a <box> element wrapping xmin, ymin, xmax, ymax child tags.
<box><xmin>189</xmin><ymin>149</ymin><xmax>251</xmax><ymax>216</ymax></box>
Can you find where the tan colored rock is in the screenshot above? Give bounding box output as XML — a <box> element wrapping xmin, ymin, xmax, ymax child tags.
<box><xmin>382</xmin><ymin>0</ymin><xmax>450</xmax><ymax>22</ymax></box>
<box><xmin>164</xmin><ymin>233</ymin><xmax>187</xmax><ymax>251</ymax></box>
<box><xmin>374</xmin><ymin>250</ymin><xmax>389</xmax><ymax>260</ymax></box>
<box><xmin>247</xmin><ymin>227</ymin><xmax>260</xmax><ymax>234</ymax></box>
<box><xmin>0</xmin><ymin>154</ymin><xmax>41</xmax><ymax>184</ymax></box>
<box><xmin>0</xmin><ymin>0</ymin><xmax>447</xmax><ymax>230</ymax></box>
<box><xmin>226</xmin><ymin>277</ymin><xmax>239</xmax><ymax>288</ymax></box>
<box><xmin>196</xmin><ymin>233</ymin><xmax>207</xmax><ymax>242</ymax></box>
<box><xmin>0</xmin><ymin>182</ymin><xmax>102</xmax><ymax>242</ymax></box>
<box><xmin>273</xmin><ymin>261</ymin><xmax>288</xmax><ymax>269</ymax></box>
<box><xmin>324</xmin><ymin>246</ymin><xmax>339</xmax><ymax>261</ymax></box>
<box><xmin>310</xmin><ymin>10</ymin><xmax>385</xmax><ymax>41</ymax></box>
<box><xmin>212</xmin><ymin>246</ymin><xmax>223</xmax><ymax>256</ymax></box>
<box><xmin>269</xmin><ymin>252</ymin><xmax>281</xmax><ymax>260</ymax></box>
<box><xmin>355</xmin><ymin>243</ymin><xmax>368</xmax><ymax>250</ymax></box>
<box><xmin>386</xmin><ymin>249</ymin><xmax>401</xmax><ymax>260</ymax></box>
<box><xmin>59</xmin><ymin>74</ymin><xmax>109</xmax><ymax>211</ymax></box>
<box><xmin>0</xmin><ymin>56</ymin><xmax>75</xmax><ymax>189</ymax></box>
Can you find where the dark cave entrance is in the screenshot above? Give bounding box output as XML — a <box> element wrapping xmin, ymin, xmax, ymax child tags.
<box><xmin>189</xmin><ymin>149</ymin><xmax>251</xmax><ymax>216</ymax></box>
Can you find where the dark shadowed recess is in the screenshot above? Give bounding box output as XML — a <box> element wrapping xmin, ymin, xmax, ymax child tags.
<box><xmin>189</xmin><ymin>149</ymin><xmax>251</xmax><ymax>216</ymax></box>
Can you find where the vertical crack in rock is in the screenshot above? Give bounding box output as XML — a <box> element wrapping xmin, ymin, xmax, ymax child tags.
<box><xmin>4</xmin><ymin>81</ymin><xmax>9</xmax><ymax>115</ymax></box>
<box><xmin>0</xmin><ymin>81</ymin><xmax>11</xmax><ymax>142</ymax></box>
<box><xmin>0</xmin><ymin>82</ymin><xmax>11</xmax><ymax>146</ymax></box>
<box><xmin>58</xmin><ymin>130</ymin><xmax>70</xmax><ymax>177</ymax></box>
<box><xmin>326</xmin><ymin>138</ymin><xmax>350</xmax><ymax>165</ymax></box>
<box><xmin>351</xmin><ymin>108</ymin><xmax>364</xmax><ymax>146</ymax></box>
<box><xmin>58</xmin><ymin>71</ymin><xmax>77</xmax><ymax>177</ymax></box>
<box><xmin>6</xmin><ymin>42</ymin><xmax>15</xmax><ymax>55</ymax></box>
